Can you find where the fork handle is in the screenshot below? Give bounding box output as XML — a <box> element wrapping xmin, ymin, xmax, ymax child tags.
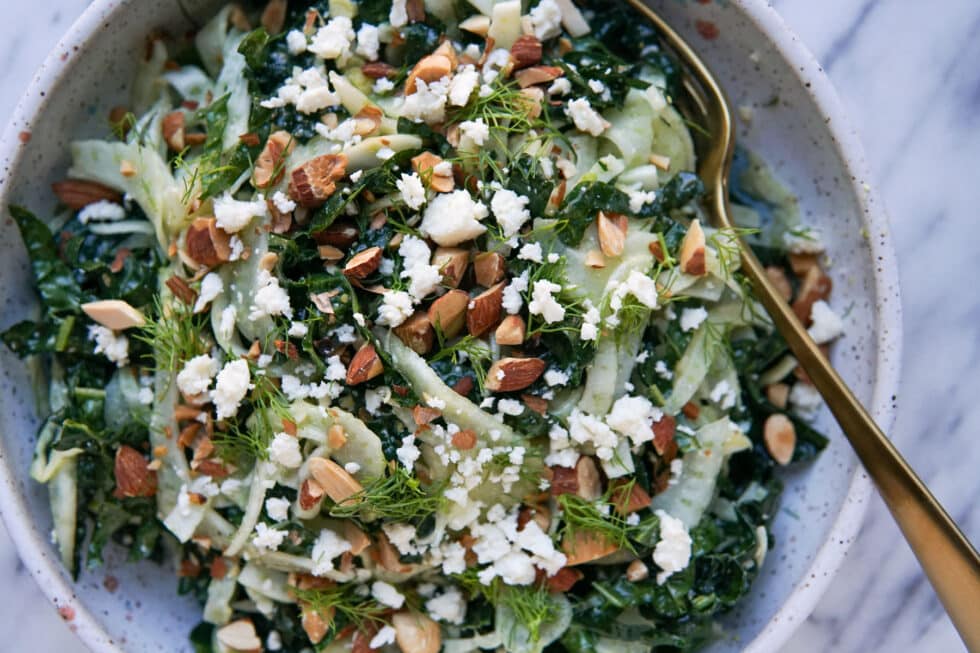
<box><xmin>733</xmin><ymin>222</ymin><xmax>980</xmax><ymax>651</ymax></box>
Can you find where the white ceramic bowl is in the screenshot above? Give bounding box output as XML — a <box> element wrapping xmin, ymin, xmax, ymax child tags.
<box><xmin>0</xmin><ymin>0</ymin><xmax>901</xmax><ymax>651</ymax></box>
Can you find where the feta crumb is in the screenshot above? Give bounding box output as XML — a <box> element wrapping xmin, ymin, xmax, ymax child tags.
<box><xmin>372</xmin><ymin>580</ymin><xmax>405</xmax><ymax>608</ymax></box>
<box><xmin>448</xmin><ymin>65</ymin><xmax>480</xmax><ymax>106</ymax></box>
<box><xmin>396</xmin><ymin>435</ymin><xmax>421</xmax><ymax>469</ymax></box>
<box><xmin>382</xmin><ymin>522</ymin><xmax>418</xmax><ymax>555</ymax></box>
<box><xmin>344</xmin><ymin>461</ymin><xmax>362</xmax><ymax>475</ymax></box>
<box><xmin>807</xmin><ymin>300</ymin><xmax>844</xmax><ymax>344</ymax></box>
<box><xmin>789</xmin><ymin>382</ymin><xmax>822</xmax><ymax>418</ymax></box>
<box><xmin>401</xmin><ymin>77</ymin><xmax>451</xmax><ymax>124</ymax></box>
<box><xmin>265</xmin><ymin>497</ymin><xmax>291</xmax><ymax>522</ymax></box>
<box><xmin>213</xmin><ymin>194</ymin><xmax>267</xmax><ymax>233</ymax></box>
<box><xmin>88</xmin><ymin>325</ymin><xmax>129</xmax><ymax>366</ymax></box>
<box><xmin>654</xmin><ymin>359</ymin><xmax>673</xmax><ymax>380</ymax></box>
<box><xmin>528</xmin><ymin>279</ymin><xmax>565</xmax><ymax>323</ymax></box>
<box><xmin>211</xmin><ymin>359</ymin><xmax>251</xmax><ymax>420</ymax></box>
<box><xmin>285</xmin><ymin>30</ymin><xmax>307</xmax><ymax>55</ymax></box>
<box><xmin>502</xmin><ymin>270</ymin><xmax>530</xmax><ymax>314</ymax></box>
<box><xmin>606</xmin><ymin>395</ymin><xmax>662</xmax><ymax>446</ymax></box>
<box><xmin>624</xmin><ymin>270</ymin><xmax>659</xmax><ymax>308</ymax></box>
<box><xmin>272</xmin><ymin>190</ymin><xmax>296</xmax><ymax>214</ymax></box>
<box><xmin>491</xmin><ymin>188</ymin><xmax>531</xmax><ymax>238</ymax></box>
<box><xmin>369</xmin><ymin>626</ymin><xmax>396</xmax><ymax>649</ymax></box>
<box><xmin>377</xmin><ymin>290</ymin><xmax>414</xmax><ymax>327</ymax></box>
<box><xmin>544</xmin><ymin>369</ymin><xmax>569</xmax><ymax>386</ymax></box>
<box><xmin>194</xmin><ymin>272</ymin><xmax>224</xmax><ymax>313</ymax></box>
<box><xmin>176</xmin><ymin>354</ymin><xmax>219</xmax><ymax>396</ymax></box>
<box><xmin>529</xmin><ymin>0</ymin><xmax>563</xmax><ymax>40</ymax></box>
<box><xmin>397</xmin><ymin>172</ymin><xmax>427</xmax><ymax>210</ymax></box>
<box><xmin>308</xmin><ymin>17</ymin><xmax>355</xmax><ymax>60</ymax></box>
<box><xmin>268</xmin><ymin>432</ymin><xmax>302</xmax><ymax>468</ymax></box>
<box><xmin>420</xmin><ymin>190</ymin><xmax>488</xmax><ymax>246</ymax></box>
<box><xmin>459</xmin><ymin>118</ymin><xmax>490</xmax><ymax>148</ymax></box>
<box><xmin>653</xmin><ymin>510</ymin><xmax>692</xmax><ymax>584</ymax></box>
<box><xmin>253</xmin><ymin>523</ymin><xmax>286</xmax><ymax>551</ymax></box>
<box><xmin>373</xmin><ymin>77</ymin><xmax>395</xmax><ymax>94</ymax></box>
<box><xmin>426</xmin><ymin>586</ymin><xmax>466</xmax><ymax>624</ymax></box>
<box><xmin>518</xmin><ymin>242</ymin><xmax>544</xmax><ymax>263</ymax></box>
<box><xmin>709</xmin><ymin>380</ymin><xmax>737</xmax><ymax>410</ymax></box>
<box><xmin>355</xmin><ymin>23</ymin><xmax>380</xmax><ymax>61</ymax></box>
<box><xmin>266</xmin><ymin>630</ymin><xmax>283</xmax><ymax>651</ymax></box>
<box><xmin>497</xmin><ymin>398</ymin><xmax>525</xmax><ymax>416</ymax></box>
<box><xmin>565</xmin><ymin>98</ymin><xmax>609</xmax><ymax>136</ymax></box>
<box><xmin>249</xmin><ymin>270</ymin><xmax>293</xmax><ymax>320</ymax></box>
<box><xmin>287</xmin><ymin>322</ymin><xmax>308</xmax><ymax>338</ymax></box>
<box><xmin>311</xmin><ymin>528</ymin><xmax>352</xmax><ymax>575</ymax></box>
<box><xmin>548</xmin><ymin>77</ymin><xmax>572</xmax><ymax>96</ymax></box>
<box><xmin>389</xmin><ymin>0</ymin><xmax>408</xmax><ymax>27</ymax></box>
<box><xmin>78</xmin><ymin>200</ymin><xmax>125</xmax><ymax>223</ymax></box>
<box><xmin>679</xmin><ymin>306</ymin><xmax>709</xmax><ymax>332</ymax></box>
<box><xmin>588</xmin><ymin>79</ymin><xmax>606</xmax><ymax>94</ymax></box>
<box><xmin>627</xmin><ymin>187</ymin><xmax>657</xmax><ymax>213</ymax></box>
<box><xmin>399</xmin><ymin>235</ymin><xmax>442</xmax><ymax>300</ymax></box>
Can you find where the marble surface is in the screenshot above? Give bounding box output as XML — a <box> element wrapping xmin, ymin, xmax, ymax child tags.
<box><xmin>0</xmin><ymin>1</ymin><xmax>977</xmax><ymax>651</ymax></box>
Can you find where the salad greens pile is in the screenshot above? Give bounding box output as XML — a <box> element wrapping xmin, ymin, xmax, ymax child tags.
<box><xmin>2</xmin><ymin>0</ymin><xmax>844</xmax><ymax>651</ymax></box>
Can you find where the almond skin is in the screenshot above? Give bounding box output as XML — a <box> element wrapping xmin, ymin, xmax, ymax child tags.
<box><xmin>307</xmin><ymin>456</ymin><xmax>364</xmax><ymax>504</ymax></box>
<box><xmin>546</xmin><ymin>567</ymin><xmax>584</xmax><ymax>592</ymax></box>
<box><xmin>361</xmin><ymin>61</ymin><xmax>397</xmax><ymax>78</ymax></box>
<box><xmin>510</xmin><ymin>34</ymin><xmax>543</xmax><ymax>69</ymax></box>
<box><xmin>679</xmin><ymin>219</ymin><xmax>707</xmax><ymax>276</ymax></box>
<box><xmin>764</xmin><ymin>414</ymin><xmax>797</xmax><ymax>465</ymax></box>
<box><xmin>289</xmin><ymin>153</ymin><xmax>348</xmax><ymax>208</ymax></box>
<box><xmin>473</xmin><ymin>252</ymin><xmax>507</xmax><ymax>287</ymax></box>
<box><xmin>485</xmin><ymin>357</ymin><xmax>546</xmax><ymax>392</ymax></box>
<box><xmin>466</xmin><ymin>281</ymin><xmax>505</xmax><ymax>337</ymax></box>
<box><xmin>113</xmin><ymin>445</ymin><xmax>157</xmax><ymax>498</ymax></box>
<box><xmin>299</xmin><ymin>478</ymin><xmax>326</xmax><ymax>510</ymax></box>
<box><xmin>494</xmin><ymin>314</ymin><xmax>525</xmax><ymax>346</ymax></box>
<box><xmin>562</xmin><ymin>531</ymin><xmax>619</xmax><ymax>566</ymax></box>
<box><xmin>185</xmin><ymin>217</ymin><xmax>232</xmax><ymax>267</ymax></box>
<box><xmin>392</xmin><ymin>611</ymin><xmax>442</xmax><ymax>653</ymax></box>
<box><xmin>597</xmin><ymin>211</ymin><xmax>628</xmax><ymax>257</ymax></box>
<box><xmin>162</xmin><ymin>111</ymin><xmax>186</xmax><ymax>152</ymax></box>
<box><xmin>346</xmin><ymin>343</ymin><xmax>384</xmax><ymax>385</ymax></box>
<box><xmin>300</xmin><ymin>604</ymin><xmax>333</xmax><ymax>645</ymax></box>
<box><xmin>253</xmin><ymin>130</ymin><xmax>294</xmax><ymax>189</ymax></box>
<box><xmin>514</xmin><ymin>65</ymin><xmax>563</xmax><ymax>88</ymax></box>
<box><xmin>432</xmin><ymin>247</ymin><xmax>469</xmax><ymax>288</ymax></box>
<box><xmin>610</xmin><ymin>478</ymin><xmax>652</xmax><ymax>514</ymax></box>
<box><xmin>343</xmin><ymin>246</ymin><xmax>383</xmax><ymax>279</ymax></box>
<box><xmin>393</xmin><ymin>311</ymin><xmax>435</xmax><ymax>355</ymax></box>
<box><xmin>353</xmin><ymin>105</ymin><xmax>384</xmax><ymax>136</ymax></box>
<box><xmin>52</xmin><ymin>179</ymin><xmax>122</xmax><ymax>210</ymax></box>
<box><xmin>451</xmin><ymin>429</ymin><xmax>478</xmax><ymax>450</ymax></box>
<box><xmin>428</xmin><ymin>289</ymin><xmax>469</xmax><ymax>339</ymax></box>
<box><xmin>313</xmin><ymin>221</ymin><xmax>359</xmax><ymax>248</ymax></box>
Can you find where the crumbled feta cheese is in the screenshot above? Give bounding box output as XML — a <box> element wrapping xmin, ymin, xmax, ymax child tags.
<box><xmin>426</xmin><ymin>586</ymin><xmax>466</xmax><ymax>624</ymax></box>
<box><xmin>502</xmin><ymin>270</ymin><xmax>530</xmax><ymax>314</ymax></box>
<box><xmin>389</xmin><ymin>0</ymin><xmax>408</xmax><ymax>27</ymax></box>
<box><xmin>606</xmin><ymin>395</ymin><xmax>662</xmax><ymax>446</ymax></box>
<box><xmin>518</xmin><ymin>242</ymin><xmax>544</xmax><ymax>263</ymax></box>
<box><xmin>88</xmin><ymin>325</ymin><xmax>129</xmax><ymax>366</ymax></box>
<box><xmin>624</xmin><ymin>270</ymin><xmax>659</xmax><ymax>308</ymax></box>
<box><xmin>213</xmin><ymin>194</ymin><xmax>267</xmax><ymax>233</ymax></box>
<box><xmin>568</xmin><ymin>409</ymin><xmax>619</xmax><ymax>461</ymax></box>
<box><xmin>420</xmin><ymin>190</ymin><xmax>488</xmax><ymax>246</ymax></box>
<box><xmin>709</xmin><ymin>380</ymin><xmax>737</xmax><ymax>410</ymax></box>
<box><xmin>265</xmin><ymin>497</ymin><xmax>291</xmax><ymax>522</ymax></box>
<box><xmin>371</xmin><ymin>581</ymin><xmax>406</xmax><ymax>609</ymax></box>
<box><xmin>311</xmin><ymin>529</ymin><xmax>352</xmax><ymax>575</ymax></box>
<box><xmin>325</xmin><ymin>355</ymin><xmax>347</xmax><ymax>381</ymax></box>
<box><xmin>807</xmin><ymin>300</ymin><xmax>844</xmax><ymax>344</ymax></box>
<box><xmin>285</xmin><ymin>29</ymin><xmax>308</xmax><ymax>55</ymax></box>
<box><xmin>308</xmin><ymin>17</ymin><xmax>355</xmax><ymax>60</ymax></box>
<box><xmin>217</xmin><ymin>305</ymin><xmax>237</xmax><ymax>342</ymax></box>
<box><xmin>137</xmin><ymin>386</ymin><xmax>154</xmax><ymax>405</ymax></box>
<box><xmin>373</xmin><ymin>77</ymin><xmax>395</xmax><ymax>94</ymax></box>
<box><xmin>176</xmin><ymin>354</ymin><xmax>219</xmax><ymax>397</ymax></box>
<box><xmin>250</xmin><ymin>270</ymin><xmax>293</xmax><ymax>320</ymax></box>
<box><xmin>448</xmin><ymin>65</ymin><xmax>480</xmax><ymax>106</ymax></box>
<box><xmin>396</xmin><ymin>435</ymin><xmax>421</xmax><ymax>469</ymax></box>
<box><xmin>789</xmin><ymin>382</ymin><xmax>822</xmax><ymax>418</ymax></box>
<box><xmin>78</xmin><ymin>200</ymin><xmax>125</xmax><ymax>223</ymax></box>
<box><xmin>401</xmin><ymin>77</ymin><xmax>451</xmax><ymax>123</ymax></box>
<box><xmin>270</xmin><ymin>190</ymin><xmax>296</xmax><ymax>215</ymax></box>
<box><xmin>492</xmin><ymin>550</ymin><xmax>537</xmax><ymax>585</ymax></box>
<box><xmin>266</xmin><ymin>630</ymin><xmax>283</xmax><ymax>651</ymax></box>
<box><xmin>459</xmin><ymin>118</ymin><xmax>490</xmax><ymax>148</ymax></box>
<box><xmin>588</xmin><ymin>79</ymin><xmax>606</xmax><ymax>94</ymax></box>
<box><xmin>399</xmin><ymin>235</ymin><xmax>442</xmax><ymax>300</ymax></box>
<box><xmin>544</xmin><ymin>369</ymin><xmax>569</xmax><ymax>386</ymax></box>
<box><xmin>377</xmin><ymin>290</ymin><xmax>414</xmax><ymax>327</ymax></box>
<box><xmin>268</xmin><ymin>432</ymin><xmax>302</xmax><ymax>468</ymax></box>
<box><xmin>194</xmin><ymin>272</ymin><xmax>224</xmax><ymax>313</ymax></box>
<box><xmin>548</xmin><ymin>77</ymin><xmax>572</xmax><ymax>96</ymax></box>
<box><xmin>679</xmin><ymin>306</ymin><xmax>709</xmax><ymax>332</ymax></box>
<box><xmin>382</xmin><ymin>522</ymin><xmax>418</xmax><ymax>555</ymax></box>
<box><xmin>211</xmin><ymin>359</ymin><xmax>250</xmax><ymax>420</ymax></box>
<box><xmin>355</xmin><ymin>23</ymin><xmax>380</xmax><ymax>61</ymax></box>
<box><xmin>565</xmin><ymin>98</ymin><xmax>609</xmax><ymax>136</ymax></box>
<box><xmin>288</xmin><ymin>322</ymin><xmax>308</xmax><ymax>338</ymax></box>
<box><xmin>497</xmin><ymin>398</ymin><xmax>525</xmax><ymax>416</ymax></box>
<box><xmin>397</xmin><ymin>172</ymin><xmax>427</xmax><ymax>210</ymax></box>
<box><xmin>528</xmin><ymin>279</ymin><xmax>565</xmax><ymax>323</ymax></box>
<box><xmin>253</xmin><ymin>523</ymin><xmax>287</xmax><ymax>551</ymax></box>
<box><xmin>261</xmin><ymin>65</ymin><xmax>338</xmax><ymax>113</ymax></box>
<box><xmin>228</xmin><ymin>235</ymin><xmax>245</xmax><ymax>261</ymax></box>
<box><xmin>580</xmin><ymin>300</ymin><xmax>601</xmax><ymax>341</ymax></box>
<box><xmin>654</xmin><ymin>359</ymin><xmax>673</xmax><ymax>380</ymax></box>
<box><xmin>491</xmin><ymin>188</ymin><xmax>531</xmax><ymax>238</ymax></box>
<box><xmin>369</xmin><ymin>626</ymin><xmax>396</xmax><ymax>649</ymax></box>
<box><xmin>344</xmin><ymin>462</ymin><xmax>361</xmax><ymax>475</ymax></box>
<box><xmin>653</xmin><ymin>510</ymin><xmax>692</xmax><ymax>584</ymax></box>
<box><xmin>529</xmin><ymin>0</ymin><xmax>563</xmax><ymax>40</ymax></box>
<box><xmin>627</xmin><ymin>187</ymin><xmax>657</xmax><ymax>213</ymax></box>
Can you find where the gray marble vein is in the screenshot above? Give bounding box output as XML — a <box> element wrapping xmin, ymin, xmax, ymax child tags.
<box><xmin>0</xmin><ymin>1</ymin><xmax>978</xmax><ymax>652</ymax></box>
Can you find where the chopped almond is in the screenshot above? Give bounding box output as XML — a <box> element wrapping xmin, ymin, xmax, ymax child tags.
<box><xmin>261</xmin><ymin>0</ymin><xmax>288</xmax><ymax>35</ymax></box>
<box><xmin>393</xmin><ymin>311</ymin><xmax>435</xmax><ymax>355</ymax></box>
<box><xmin>792</xmin><ymin>265</ymin><xmax>832</xmax><ymax>324</ymax></box>
<box><xmin>679</xmin><ymin>219</ymin><xmax>707</xmax><ymax>276</ymax></box>
<box><xmin>648</xmin><ymin>153</ymin><xmax>671</xmax><ymax>171</ymax></box>
<box><xmin>585</xmin><ymin>249</ymin><xmax>606</xmax><ymax>268</ymax></box>
<box><xmin>485</xmin><ymin>357</ymin><xmax>546</xmax><ymax>392</ymax></box>
<box><xmin>301</xmin><ymin>604</ymin><xmax>333</xmax><ymax>645</ymax></box>
<box><xmin>610</xmin><ymin>479</ymin><xmax>652</xmax><ymax>514</ymax></box>
<box><xmin>626</xmin><ymin>559</ymin><xmax>649</xmax><ymax>582</ymax></box>
<box><xmin>52</xmin><ymin>179</ymin><xmax>122</xmax><ymax>210</ymax></box>
<box><xmin>375</xmin><ymin>531</ymin><xmax>413</xmax><ymax>573</ymax></box>
<box><xmin>765</xmin><ymin>265</ymin><xmax>793</xmax><ymax>301</ymax></box>
<box><xmin>597</xmin><ymin>211</ymin><xmax>627</xmax><ymax>257</ymax></box>
<box><xmin>346</xmin><ymin>343</ymin><xmax>384</xmax><ymax>385</ymax></box>
<box><xmin>495</xmin><ymin>314</ymin><xmax>525</xmax><ymax>346</ymax></box>
<box><xmin>353</xmin><ymin>105</ymin><xmax>383</xmax><ymax>137</ymax></box>
<box><xmin>473</xmin><ymin>252</ymin><xmax>507</xmax><ymax>287</ymax></box>
<box><xmin>307</xmin><ymin>457</ymin><xmax>363</xmax><ymax>504</ymax></box>
<box><xmin>216</xmin><ymin>620</ymin><xmax>262</xmax><ymax>653</ymax></box>
<box><xmin>518</xmin><ymin>86</ymin><xmax>545</xmax><ymax>119</ymax></box>
<box><xmin>546</xmin><ymin>567</ymin><xmax>583</xmax><ymax>592</ymax></box>
<box><xmin>327</xmin><ymin>424</ymin><xmax>347</xmax><ymax>449</ymax></box>
<box><xmin>343</xmin><ymin>246</ymin><xmax>383</xmax><ymax>279</ymax></box>
<box><xmin>392</xmin><ymin>611</ymin><xmax>442</xmax><ymax>653</ymax></box>
<box><xmin>289</xmin><ymin>153</ymin><xmax>348</xmax><ymax>208</ymax></box>
<box><xmin>788</xmin><ymin>252</ymin><xmax>820</xmax><ymax>277</ymax></box>
<box><xmin>652</xmin><ymin>414</ymin><xmax>677</xmax><ymax>458</ymax></box>
<box><xmin>514</xmin><ymin>65</ymin><xmax>564</xmax><ymax>88</ymax></box>
<box><xmin>522</xmin><ymin>394</ymin><xmax>548</xmax><ymax>415</ymax></box>
<box><xmin>318</xmin><ymin>244</ymin><xmax>344</xmax><ymax>262</ymax></box>
<box><xmin>467</xmin><ymin>281</ymin><xmax>505</xmax><ymax>337</ymax></box>
<box><xmin>314</xmin><ymin>221</ymin><xmax>360</xmax><ymax>248</ymax></box>
<box><xmin>574</xmin><ymin>456</ymin><xmax>602</xmax><ymax>500</ymax></box>
<box><xmin>162</xmin><ymin>111</ymin><xmax>186</xmax><ymax>152</ymax></box>
<box><xmin>253</xmin><ymin>130</ymin><xmax>294</xmax><ymax>189</ymax></box>
<box><xmin>412</xmin><ymin>152</ymin><xmax>455</xmax><ymax>193</ymax></box>
<box><xmin>299</xmin><ymin>478</ymin><xmax>326</xmax><ymax>510</ymax></box>
<box><xmin>113</xmin><ymin>445</ymin><xmax>157</xmax><ymax>498</ymax></box>
<box><xmin>510</xmin><ymin>34</ymin><xmax>542</xmax><ymax>69</ymax></box>
<box><xmin>428</xmin><ymin>289</ymin><xmax>469</xmax><ymax>339</ymax></box>
<box><xmin>562</xmin><ymin>531</ymin><xmax>618</xmax><ymax>566</ymax></box>
<box><xmin>185</xmin><ymin>217</ymin><xmax>232</xmax><ymax>267</ymax></box>
<box><xmin>405</xmin><ymin>54</ymin><xmax>454</xmax><ymax>95</ymax></box>
<box><xmin>682</xmin><ymin>401</ymin><xmax>700</xmax><ymax>420</ymax></box>
<box><xmin>412</xmin><ymin>405</ymin><xmax>442</xmax><ymax>426</ymax></box>
<box><xmin>166</xmin><ymin>275</ymin><xmax>197</xmax><ymax>306</ymax></box>
<box><xmin>343</xmin><ymin>521</ymin><xmax>372</xmax><ymax>555</ymax></box>
<box><xmin>432</xmin><ymin>247</ymin><xmax>469</xmax><ymax>288</ymax></box>
<box><xmin>459</xmin><ymin>14</ymin><xmax>491</xmax><ymax>36</ymax></box>
<box><xmin>81</xmin><ymin>299</ymin><xmax>146</xmax><ymax>330</ymax></box>
<box><xmin>451</xmin><ymin>429</ymin><xmax>478</xmax><ymax>450</ymax></box>
<box><xmin>764</xmin><ymin>414</ymin><xmax>796</xmax><ymax>465</ymax></box>
<box><xmin>362</xmin><ymin>61</ymin><xmax>397</xmax><ymax>78</ymax></box>
<box><xmin>766</xmin><ymin>383</ymin><xmax>790</xmax><ymax>410</ymax></box>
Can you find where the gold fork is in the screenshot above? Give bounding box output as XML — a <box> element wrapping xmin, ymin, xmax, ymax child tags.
<box><xmin>623</xmin><ymin>1</ymin><xmax>980</xmax><ymax>648</ymax></box>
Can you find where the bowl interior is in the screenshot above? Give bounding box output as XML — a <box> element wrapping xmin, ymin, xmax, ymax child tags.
<box><xmin>0</xmin><ymin>0</ymin><xmax>900</xmax><ymax>651</ymax></box>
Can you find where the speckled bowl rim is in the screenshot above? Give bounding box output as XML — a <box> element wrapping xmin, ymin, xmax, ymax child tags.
<box><xmin>0</xmin><ymin>0</ymin><xmax>901</xmax><ymax>651</ymax></box>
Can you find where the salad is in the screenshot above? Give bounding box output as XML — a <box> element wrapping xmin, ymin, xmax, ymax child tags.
<box><xmin>2</xmin><ymin>0</ymin><xmax>847</xmax><ymax>651</ymax></box>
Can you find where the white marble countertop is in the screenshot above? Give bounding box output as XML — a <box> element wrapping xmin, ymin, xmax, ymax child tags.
<box><xmin>1</xmin><ymin>1</ymin><xmax>977</xmax><ymax>651</ymax></box>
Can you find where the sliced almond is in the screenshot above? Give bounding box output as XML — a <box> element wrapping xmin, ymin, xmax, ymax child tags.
<box><xmin>765</xmin><ymin>265</ymin><xmax>793</xmax><ymax>301</ymax></box>
<box><xmin>162</xmin><ymin>111</ymin><xmax>186</xmax><ymax>152</ymax></box>
<box><xmin>112</xmin><ymin>445</ymin><xmax>157</xmax><ymax>498</ymax></box>
<box><xmin>522</xmin><ymin>393</ymin><xmax>548</xmax><ymax>415</ymax></box>
<box><xmin>314</xmin><ymin>221</ymin><xmax>359</xmax><ymax>248</ymax></box>
<box><xmin>459</xmin><ymin>14</ymin><xmax>491</xmax><ymax>36</ymax></box>
<box><xmin>626</xmin><ymin>559</ymin><xmax>649</xmax><ymax>582</ymax></box>
<box><xmin>343</xmin><ymin>521</ymin><xmax>372</xmax><ymax>555</ymax></box>
<box><xmin>652</xmin><ymin>414</ymin><xmax>677</xmax><ymax>459</ymax></box>
<box><xmin>597</xmin><ymin>211</ymin><xmax>627</xmax><ymax>257</ymax></box>
<box><xmin>301</xmin><ymin>604</ymin><xmax>333</xmax><ymax>645</ymax></box>
<box><xmin>81</xmin><ymin>299</ymin><xmax>146</xmax><ymax>330</ymax></box>
<box><xmin>494</xmin><ymin>314</ymin><xmax>525</xmax><ymax>346</ymax></box>
<box><xmin>346</xmin><ymin>343</ymin><xmax>384</xmax><ymax>385</ymax></box>
<box><xmin>648</xmin><ymin>153</ymin><xmax>671</xmax><ymax>171</ymax></box>
<box><xmin>763</xmin><ymin>414</ymin><xmax>796</xmax><ymax>466</ymax></box>
<box><xmin>575</xmin><ymin>456</ymin><xmax>602</xmax><ymax>500</ymax></box>
<box><xmin>485</xmin><ymin>356</ymin><xmax>546</xmax><ymax>393</ymax></box>
<box><xmin>289</xmin><ymin>153</ymin><xmax>348</xmax><ymax>208</ymax></box>
<box><xmin>261</xmin><ymin>0</ymin><xmax>288</xmax><ymax>34</ymax></box>
<box><xmin>432</xmin><ymin>247</ymin><xmax>469</xmax><ymax>288</ymax></box>
<box><xmin>353</xmin><ymin>105</ymin><xmax>383</xmax><ymax>137</ymax></box>
<box><xmin>412</xmin><ymin>405</ymin><xmax>442</xmax><ymax>426</ymax></box>
<box><xmin>362</xmin><ymin>61</ymin><xmax>397</xmax><ymax>78</ymax></box>
<box><xmin>185</xmin><ymin>217</ymin><xmax>232</xmax><ymax>267</ymax></box>
<box><xmin>393</xmin><ymin>311</ymin><xmax>435</xmax><ymax>355</ymax></box>
<box><xmin>343</xmin><ymin>246</ymin><xmax>383</xmax><ymax>279</ymax></box>
<box><xmin>299</xmin><ymin>478</ymin><xmax>326</xmax><ymax>510</ymax></box>
<box><xmin>412</xmin><ymin>152</ymin><xmax>455</xmax><ymax>193</ymax></box>
<box><xmin>610</xmin><ymin>479</ymin><xmax>652</xmax><ymax>514</ymax></box>
<box><xmin>473</xmin><ymin>252</ymin><xmax>506</xmax><ymax>287</ymax></box>
<box><xmin>562</xmin><ymin>531</ymin><xmax>619</xmax><ymax>566</ymax></box>
<box><xmin>405</xmin><ymin>54</ymin><xmax>453</xmax><ymax>95</ymax></box>
<box><xmin>392</xmin><ymin>611</ymin><xmax>442</xmax><ymax>653</ymax></box>
<box><xmin>546</xmin><ymin>566</ymin><xmax>583</xmax><ymax>592</ymax></box>
<box><xmin>466</xmin><ymin>281</ymin><xmax>505</xmax><ymax>337</ymax></box>
<box><xmin>165</xmin><ymin>275</ymin><xmax>198</xmax><ymax>306</ymax></box>
<box><xmin>765</xmin><ymin>383</ymin><xmax>790</xmax><ymax>410</ymax></box>
<box><xmin>514</xmin><ymin>65</ymin><xmax>563</xmax><ymax>88</ymax></box>
<box><xmin>451</xmin><ymin>429</ymin><xmax>477</xmax><ymax>450</ymax></box>
<box><xmin>318</xmin><ymin>244</ymin><xmax>344</xmax><ymax>262</ymax></box>
<box><xmin>509</xmin><ymin>34</ymin><xmax>542</xmax><ymax>69</ymax></box>
<box><xmin>427</xmin><ymin>289</ymin><xmax>469</xmax><ymax>339</ymax></box>
<box><xmin>216</xmin><ymin>619</ymin><xmax>262</xmax><ymax>653</ymax></box>
<box><xmin>375</xmin><ymin>530</ymin><xmax>413</xmax><ymax>573</ymax></box>
<box><xmin>791</xmin><ymin>265</ymin><xmax>832</xmax><ymax>324</ymax></box>
<box><xmin>307</xmin><ymin>456</ymin><xmax>363</xmax><ymax>504</ymax></box>
<box><xmin>432</xmin><ymin>41</ymin><xmax>459</xmax><ymax>68</ymax></box>
<box><xmin>52</xmin><ymin>179</ymin><xmax>122</xmax><ymax>210</ymax></box>
<box><xmin>679</xmin><ymin>218</ymin><xmax>707</xmax><ymax>276</ymax></box>
<box><xmin>253</xmin><ymin>130</ymin><xmax>295</xmax><ymax>189</ymax></box>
